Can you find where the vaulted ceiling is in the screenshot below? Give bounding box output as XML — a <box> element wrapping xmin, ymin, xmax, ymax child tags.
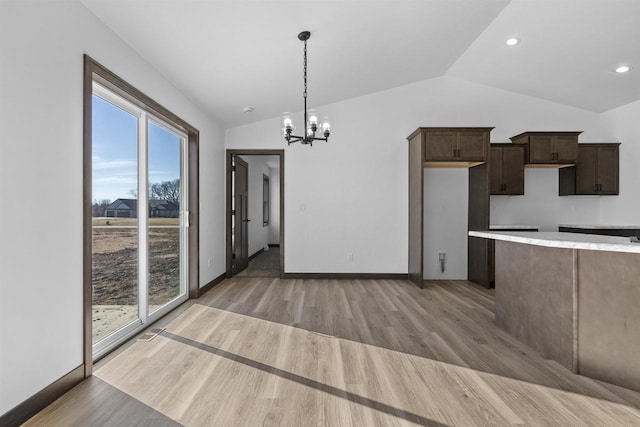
<box><xmin>81</xmin><ymin>0</ymin><xmax>640</xmax><ymax>128</ymax></box>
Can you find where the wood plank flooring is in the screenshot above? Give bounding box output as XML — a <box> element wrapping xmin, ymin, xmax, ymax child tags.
<box><xmin>235</xmin><ymin>246</ymin><xmax>280</xmax><ymax>278</ymax></box>
<box><xmin>26</xmin><ymin>278</ymin><xmax>640</xmax><ymax>426</ymax></box>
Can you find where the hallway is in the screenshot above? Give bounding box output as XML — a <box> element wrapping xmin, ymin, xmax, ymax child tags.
<box><xmin>236</xmin><ymin>246</ymin><xmax>280</xmax><ymax>278</ymax></box>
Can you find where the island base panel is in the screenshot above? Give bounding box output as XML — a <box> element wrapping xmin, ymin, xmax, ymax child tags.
<box><xmin>495</xmin><ymin>241</ymin><xmax>576</xmax><ymax>371</ymax></box>
<box><xmin>578</xmin><ymin>250</ymin><xmax>640</xmax><ymax>392</ymax></box>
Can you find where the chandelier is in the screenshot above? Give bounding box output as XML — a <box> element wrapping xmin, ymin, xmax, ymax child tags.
<box><xmin>281</xmin><ymin>31</ymin><xmax>331</xmax><ymax>146</ymax></box>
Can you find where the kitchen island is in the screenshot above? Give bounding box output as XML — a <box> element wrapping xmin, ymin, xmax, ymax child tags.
<box><xmin>469</xmin><ymin>230</ymin><xmax>640</xmax><ymax>392</ymax></box>
<box><xmin>558</xmin><ymin>223</ymin><xmax>640</xmax><ymax>237</ymax></box>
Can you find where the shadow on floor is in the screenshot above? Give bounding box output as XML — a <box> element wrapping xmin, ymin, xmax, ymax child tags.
<box><xmin>196</xmin><ymin>277</ymin><xmax>640</xmax><ymax>410</ymax></box>
<box><xmin>24</xmin><ymin>376</ymin><xmax>181</xmax><ymax>427</ymax></box>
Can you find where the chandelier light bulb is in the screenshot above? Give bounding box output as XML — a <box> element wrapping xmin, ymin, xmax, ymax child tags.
<box><xmin>321</xmin><ymin>117</ymin><xmax>331</xmax><ymax>137</ymax></box>
<box><xmin>281</xmin><ymin>112</ymin><xmax>294</xmax><ymax>136</ymax></box>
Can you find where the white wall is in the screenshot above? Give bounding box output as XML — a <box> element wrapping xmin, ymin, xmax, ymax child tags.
<box><xmin>423</xmin><ymin>169</ymin><xmax>468</xmax><ymax>279</ymax></box>
<box><xmin>269</xmin><ymin>167</ymin><xmax>281</xmax><ymax>245</ymax></box>
<box><xmin>225</xmin><ymin>76</ymin><xmax>604</xmax><ymax>274</ymax></box>
<box><xmin>238</xmin><ymin>156</ymin><xmax>271</xmax><ymax>256</ymax></box>
<box><xmin>599</xmin><ymin>99</ymin><xmax>640</xmax><ymax>225</ymax></box>
<box><xmin>0</xmin><ymin>1</ymin><xmax>225</xmax><ymax>415</ymax></box>
<box><xmin>490</xmin><ymin>169</ymin><xmax>602</xmax><ymax>231</ymax></box>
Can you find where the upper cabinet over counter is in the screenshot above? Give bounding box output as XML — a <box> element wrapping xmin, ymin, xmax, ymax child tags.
<box><xmin>490</xmin><ymin>143</ymin><xmax>525</xmax><ymax>195</ymax></box>
<box><xmin>510</xmin><ymin>131</ymin><xmax>581</xmax><ymax>166</ymax></box>
<box><xmin>559</xmin><ymin>143</ymin><xmax>620</xmax><ymax>196</ymax></box>
<box><xmin>407</xmin><ymin>127</ymin><xmax>493</xmax><ymax>167</ymax></box>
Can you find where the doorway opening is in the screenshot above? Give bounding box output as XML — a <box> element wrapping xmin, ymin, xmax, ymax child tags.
<box><xmin>226</xmin><ymin>150</ymin><xmax>284</xmax><ymax>278</ymax></box>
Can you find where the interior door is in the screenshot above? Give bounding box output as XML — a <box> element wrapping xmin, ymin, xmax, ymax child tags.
<box><xmin>233</xmin><ymin>156</ymin><xmax>249</xmax><ymax>273</ymax></box>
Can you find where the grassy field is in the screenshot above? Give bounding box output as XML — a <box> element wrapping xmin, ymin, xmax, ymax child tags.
<box><xmin>92</xmin><ymin>217</ymin><xmax>179</xmax><ymax>226</ymax></box>
<box><xmin>92</xmin><ymin>218</ymin><xmax>181</xmax><ymax>342</ymax></box>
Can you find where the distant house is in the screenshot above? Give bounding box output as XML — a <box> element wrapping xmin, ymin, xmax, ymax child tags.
<box><xmin>149</xmin><ymin>199</ymin><xmax>179</xmax><ymax>218</ymax></box>
<box><xmin>103</xmin><ymin>198</ymin><xmax>178</xmax><ymax>218</ymax></box>
<box><xmin>104</xmin><ymin>199</ymin><xmax>137</xmax><ymax>218</ymax></box>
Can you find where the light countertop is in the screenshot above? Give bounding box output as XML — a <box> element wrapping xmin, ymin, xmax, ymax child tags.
<box><xmin>490</xmin><ymin>224</ymin><xmax>540</xmax><ymax>230</ymax></box>
<box><xmin>558</xmin><ymin>224</ymin><xmax>640</xmax><ymax>229</ymax></box>
<box><xmin>469</xmin><ymin>231</ymin><xmax>640</xmax><ymax>254</ymax></box>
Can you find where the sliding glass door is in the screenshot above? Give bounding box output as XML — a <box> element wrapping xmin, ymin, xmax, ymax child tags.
<box><xmin>91</xmin><ymin>82</ymin><xmax>188</xmax><ymax>358</ymax></box>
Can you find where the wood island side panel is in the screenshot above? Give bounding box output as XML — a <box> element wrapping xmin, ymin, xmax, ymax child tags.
<box><xmin>495</xmin><ymin>240</ymin><xmax>577</xmax><ymax>371</ymax></box>
<box><xmin>578</xmin><ymin>250</ymin><xmax>640</xmax><ymax>392</ymax></box>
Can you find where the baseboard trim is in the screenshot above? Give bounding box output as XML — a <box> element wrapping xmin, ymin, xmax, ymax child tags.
<box><xmin>248</xmin><ymin>248</ymin><xmax>264</xmax><ymax>262</ymax></box>
<box><xmin>282</xmin><ymin>273</ymin><xmax>409</xmax><ymax>280</ymax></box>
<box><xmin>1</xmin><ymin>364</ymin><xmax>85</xmax><ymax>426</ymax></box>
<box><xmin>268</xmin><ymin>244</ymin><xmax>280</xmax><ymax>248</ymax></box>
<box><xmin>198</xmin><ymin>272</ymin><xmax>226</xmax><ymax>297</ymax></box>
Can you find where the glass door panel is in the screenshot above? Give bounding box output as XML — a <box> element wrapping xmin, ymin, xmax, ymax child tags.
<box><xmin>91</xmin><ymin>93</ymin><xmax>140</xmax><ymax>346</ymax></box>
<box><xmin>147</xmin><ymin>120</ymin><xmax>186</xmax><ymax>315</ymax></box>
<box><xmin>91</xmin><ymin>82</ymin><xmax>189</xmax><ymax>359</ymax></box>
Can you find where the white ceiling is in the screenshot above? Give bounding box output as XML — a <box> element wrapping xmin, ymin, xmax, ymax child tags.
<box><xmin>81</xmin><ymin>0</ymin><xmax>640</xmax><ymax>128</ymax></box>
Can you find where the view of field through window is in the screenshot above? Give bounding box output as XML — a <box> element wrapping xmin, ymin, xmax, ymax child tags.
<box><xmin>92</xmin><ymin>92</ymin><xmax>183</xmax><ymax>345</ymax></box>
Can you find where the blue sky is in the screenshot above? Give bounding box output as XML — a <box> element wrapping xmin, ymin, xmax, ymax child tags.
<box><xmin>92</xmin><ymin>95</ymin><xmax>181</xmax><ymax>203</ymax></box>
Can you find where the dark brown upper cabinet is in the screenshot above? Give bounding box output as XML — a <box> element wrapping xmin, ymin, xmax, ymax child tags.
<box><xmin>510</xmin><ymin>131</ymin><xmax>581</xmax><ymax>165</ymax></box>
<box><xmin>559</xmin><ymin>143</ymin><xmax>620</xmax><ymax>196</ymax></box>
<box><xmin>490</xmin><ymin>144</ymin><xmax>525</xmax><ymax>195</ymax></box>
<box><xmin>422</xmin><ymin>128</ymin><xmax>491</xmax><ymax>163</ymax></box>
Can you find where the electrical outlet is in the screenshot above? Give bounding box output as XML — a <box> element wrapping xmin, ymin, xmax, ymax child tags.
<box><xmin>208</xmin><ymin>258</ymin><xmax>212</xmax><ymax>268</ymax></box>
<box><xmin>438</xmin><ymin>252</ymin><xmax>446</xmax><ymax>262</ymax></box>
<box><xmin>348</xmin><ymin>252</ymin><xmax>354</xmax><ymax>262</ymax></box>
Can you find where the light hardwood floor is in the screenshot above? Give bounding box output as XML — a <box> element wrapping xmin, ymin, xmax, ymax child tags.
<box><xmin>27</xmin><ymin>278</ymin><xmax>640</xmax><ymax>426</ymax></box>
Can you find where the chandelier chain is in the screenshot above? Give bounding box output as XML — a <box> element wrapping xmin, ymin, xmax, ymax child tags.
<box><xmin>303</xmin><ymin>39</ymin><xmax>307</xmax><ymax>99</ymax></box>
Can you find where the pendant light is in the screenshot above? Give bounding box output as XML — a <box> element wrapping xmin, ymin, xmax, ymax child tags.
<box><xmin>281</xmin><ymin>31</ymin><xmax>331</xmax><ymax>146</ymax></box>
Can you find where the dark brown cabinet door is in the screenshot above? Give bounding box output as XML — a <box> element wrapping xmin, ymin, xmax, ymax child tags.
<box><xmin>597</xmin><ymin>146</ymin><xmax>619</xmax><ymax>194</ymax></box>
<box><xmin>458</xmin><ymin>131</ymin><xmax>487</xmax><ymax>161</ymax></box>
<box><xmin>489</xmin><ymin>147</ymin><xmax>503</xmax><ymax>194</ymax></box>
<box><xmin>529</xmin><ymin>135</ymin><xmax>554</xmax><ymax>163</ymax></box>
<box><xmin>424</xmin><ymin>131</ymin><xmax>457</xmax><ymax>161</ymax></box>
<box><xmin>502</xmin><ymin>146</ymin><xmax>525</xmax><ymax>194</ymax></box>
<box><xmin>554</xmin><ymin>135</ymin><xmax>579</xmax><ymax>163</ymax></box>
<box><xmin>575</xmin><ymin>146</ymin><xmax>598</xmax><ymax>194</ymax></box>
<box><xmin>490</xmin><ymin>145</ymin><xmax>525</xmax><ymax>195</ymax></box>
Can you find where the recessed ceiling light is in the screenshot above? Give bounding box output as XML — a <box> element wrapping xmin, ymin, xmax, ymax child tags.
<box><xmin>243</xmin><ymin>106</ymin><xmax>254</xmax><ymax>113</ymax></box>
<box><xmin>506</xmin><ymin>38</ymin><xmax>520</xmax><ymax>46</ymax></box>
<box><xmin>615</xmin><ymin>65</ymin><xmax>631</xmax><ymax>73</ymax></box>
